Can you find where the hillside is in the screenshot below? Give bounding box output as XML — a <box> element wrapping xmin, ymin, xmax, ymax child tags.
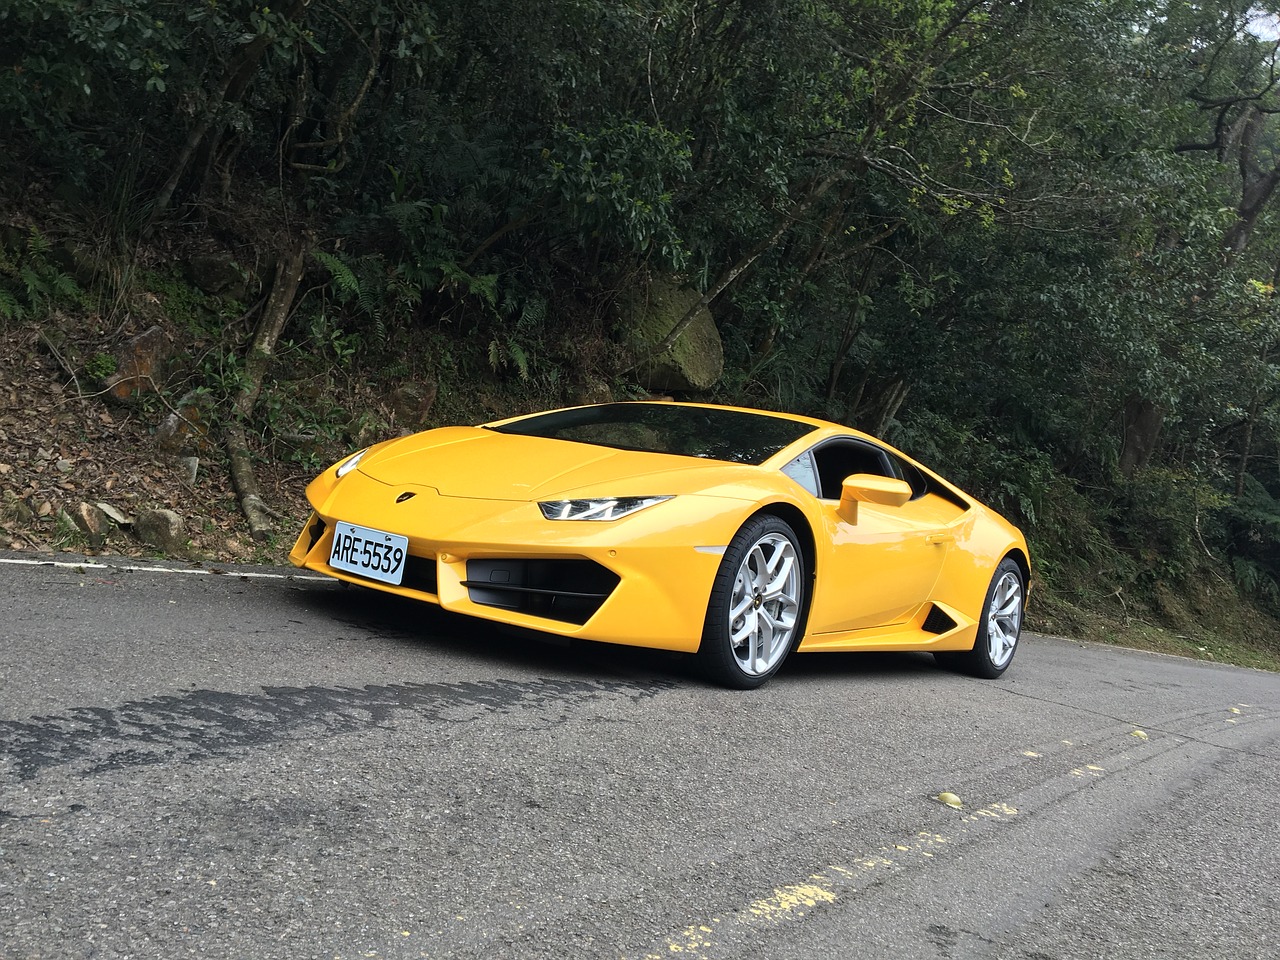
<box><xmin>4</xmin><ymin>2</ymin><xmax>1280</xmax><ymax>670</ymax></box>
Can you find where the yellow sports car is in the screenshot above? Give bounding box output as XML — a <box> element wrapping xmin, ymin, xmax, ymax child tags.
<box><xmin>290</xmin><ymin>401</ymin><xmax>1029</xmax><ymax>688</ymax></box>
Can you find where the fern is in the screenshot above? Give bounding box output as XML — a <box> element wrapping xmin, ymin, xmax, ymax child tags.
<box><xmin>437</xmin><ymin>260</ymin><xmax>498</xmax><ymax>307</ymax></box>
<box><xmin>24</xmin><ymin>228</ymin><xmax>50</xmax><ymax>258</ymax></box>
<box><xmin>312</xmin><ymin>249</ymin><xmax>360</xmax><ymax>300</ymax></box>
<box><xmin>20</xmin><ymin>264</ymin><xmax>51</xmax><ymax>302</ymax></box>
<box><xmin>0</xmin><ymin>227</ymin><xmax>81</xmax><ymax>322</ymax></box>
<box><xmin>0</xmin><ymin>286</ymin><xmax>24</xmax><ymax>321</ymax></box>
<box><xmin>1232</xmin><ymin>557</ymin><xmax>1280</xmax><ymax>602</ymax></box>
<box><xmin>50</xmin><ymin>270</ymin><xmax>81</xmax><ymax>302</ymax></box>
<box><xmin>487</xmin><ymin>337</ymin><xmax>532</xmax><ymax>380</ymax></box>
<box><xmin>508</xmin><ymin>342</ymin><xmax>530</xmax><ymax>380</ymax></box>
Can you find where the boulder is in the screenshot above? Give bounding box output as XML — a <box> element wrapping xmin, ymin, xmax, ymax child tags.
<box><xmin>572</xmin><ymin>378</ymin><xmax>614</xmax><ymax>406</ymax></box>
<box><xmin>104</xmin><ymin>325</ymin><xmax>171</xmax><ymax>400</ymax></box>
<box><xmin>620</xmin><ymin>279</ymin><xmax>724</xmax><ymax>392</ymax></box>
<box><xmin>155</xmin><ymin>389</ymin><xmax>213</xmax><ymax>454</ymax></box>
<box><xmin>135</xmin><ymin>508</ymin><xmax>186</xmax><ymax>554</ymax></box>
<box><xmin>390</xmin><ymin>380</ymin><xmax>438</xmax><ymax>428</ymax></box>
<box><xmin>70</xmin><ymin>502</ymin><xmax>108</xmax><ymax>550</ymax></box>
<box><xmin>184</xmin><ymin>254</ymin><xmax>249</xmax><ymax>300</ymax></box>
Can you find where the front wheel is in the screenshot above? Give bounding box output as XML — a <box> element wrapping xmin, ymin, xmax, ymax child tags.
<box><xmin>936</xmin><ymin>557</ymin><xmax>1024</xmax><ymax>679</ymax></box>
<box><xmin>698</xmin><ymin>515</ymin><xmax>806</xmax><ymax>690</ymax></box>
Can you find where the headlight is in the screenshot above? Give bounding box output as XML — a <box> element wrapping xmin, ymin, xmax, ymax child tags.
<box><xmin>538</xmin><ymin>496</ymin><xmax>672</xmax><ymax>521</ymax></box>
<box><xmin>335</xmin><ymin>448</ymin><xmax>368</xmax><ymax>478</ymax></box>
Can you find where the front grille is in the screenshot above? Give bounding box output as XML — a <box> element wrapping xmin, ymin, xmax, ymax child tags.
<box><xmin>462</xmin><ymin>558</ymin><xmax>620</xmax><ymax>625</ymax></box>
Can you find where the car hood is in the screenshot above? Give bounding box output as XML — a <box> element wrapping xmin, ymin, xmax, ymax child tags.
<box><xmin>356</xmin><ymin>426</ymin><xmax>745</xmax><ymax>500</ymax></box>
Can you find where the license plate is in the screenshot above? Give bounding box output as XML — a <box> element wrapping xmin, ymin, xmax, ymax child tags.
<box><xmin>328</xmin><ymin>521</ymin><xmax>409</xmax><ymax>586</ymax></box>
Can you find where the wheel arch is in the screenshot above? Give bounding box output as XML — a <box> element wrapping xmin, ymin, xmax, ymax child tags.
<box><xmin>750</xmin><ymin>501</ymin><xmax>818</xmax><ymax>640</ymax></box>
<box><xmin>1002</xmin><ymin>546</ymin><xmax>1031</xmax><ymax>595</ymax></box>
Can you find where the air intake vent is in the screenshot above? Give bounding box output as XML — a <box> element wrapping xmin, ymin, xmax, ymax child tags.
<box><xmin>463</xmin><ymin>559</ymin><xmax>620</xmax><ymax>625</ymax></box>
<box><xmin>922</xmin><ymin>604</ymin><xmax>957</xmax><ymax>635</ymax></box>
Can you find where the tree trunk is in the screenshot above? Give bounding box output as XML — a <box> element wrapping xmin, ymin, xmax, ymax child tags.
<box><xmin>1119</xmin><ymin>396</ymin><xmax>1164</xmax><ymax>479</ymax></box>
<box><xmin>152</xmin><ymin>0</ymin><xmax>314</xmax><ymax>217</ymax></box>
<box><xmin>224</xmin><ymin>230</ymin><xmax>313</xmax><ymax>540</ymax></box>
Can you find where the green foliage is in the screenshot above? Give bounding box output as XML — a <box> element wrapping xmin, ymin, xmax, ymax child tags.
<box><xmin>1117</xmin><ymin>468</ymin><xmax>1230</xmax><ymax>584</ymax></box>
<box><xmin>1225</xmin><ymin>475</ymin><xmax>1280</xmax><ymax>605</ymax></box>
<box><xmin>84</xmin><ymin>353</ymin><xmax>117</xmax><ymax>381</ymax></box>
<box><xmin>541</xmin><ymin>120</ymin><xmax>692</xmax><ymax>268</ymax></box>
<box><xmin>10</xmin><ymin>0</ymin><xmax>1280</xmax><ymax>630</ymax></box>
<box><xmin>0</xmin><ymin>229</ymin><xmax>83</xmax><ymax>322</ymax></box>
<box><xmin>140</xmin><ymin>269</ymin><xmax>224</xmax><ymax>338</ymax></box>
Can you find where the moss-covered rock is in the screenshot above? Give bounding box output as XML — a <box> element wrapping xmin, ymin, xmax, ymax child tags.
<box><xmin>620</xmin><ymin>279</ymin><xmax>723</xmax><ymax>392</ymax></box>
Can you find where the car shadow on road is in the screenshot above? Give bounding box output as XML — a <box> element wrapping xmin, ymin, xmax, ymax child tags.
<box><xmin>287</xmin><ymin>582</ymin><xmax>955</xmax><ymax>689</ymax></box>
<box><xmin>779</xmin><ymin>650</ymin><xmax>949</xmax><ymax>685</ymax></box>
<box><xmin>287</xmin><ymin>582</ymin><xmax>696</xmax><ymax>684</ymax></box>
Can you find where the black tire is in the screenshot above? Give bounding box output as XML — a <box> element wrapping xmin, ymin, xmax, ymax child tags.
<box><xmin>698</xmin><ymin>515</ymin><xmax>806</xmax><ymax>689</ymax></box>
<box><xmin>936</xmin><ymin>557</ymin><xmax>1024</xmax><ymax>679</ymax></box>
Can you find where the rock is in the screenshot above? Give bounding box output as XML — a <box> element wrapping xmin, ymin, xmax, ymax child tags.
<box><xmin>104</xmin><ymin>325</ymin><xmax>171</xmax><ymax>400</ymax></box>
<box><xmin>3</xmin><ymin>490</ymin><xmax>35</xmax><ymax>525</ymax></box>
<box><xmin>572</xmin><ymin>378</ymin><xmax>614</xmax><ymax>406</ymax></box>
<box><xmin>620</xmin><ymin>278</ymin><xmax>724</xmax><ymax>392</ymax></box>
<box><xmin>95</xmin><ymin>502</ymin><xmax>133</xmax><ymax>527</ymax></box>
<box><xmin>178</xmin><ymin>456</ymin><xmax>199</xmax><ymax>484</ymax></box>
<box><xmin>135</xmin><ymin>508</ymin><xmax>186</xmax><ymax>554</ymax></box>
<box><xmin>155</xmin><ymin>389</ymin><xmax>212</xmax><ymax>454</ymax></box>
<box><xmin>71</xmin><ymin>502</ymin><xmax>108</xmax><ymax>549</ymax></box>
<box><xmin>184</xmin><ymin>254</ymin><xmax>249</xmax><ymax>300</ymax></box>
<box><xmin>389</xmin><ymin>381</ymin><xmax>438</xmax><ymax>428</ymax></box>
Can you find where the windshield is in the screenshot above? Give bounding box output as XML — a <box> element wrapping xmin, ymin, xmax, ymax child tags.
<box><xmin>487</xmin><ymin>403</ymin><xmax>816</xmax><ymax>465</ymax></box>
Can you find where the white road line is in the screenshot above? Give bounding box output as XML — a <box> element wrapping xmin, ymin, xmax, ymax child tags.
<box><xmin>0</xmin><ymin>556</ymin><xmax>330</xmax><ymax>581</ymax></box>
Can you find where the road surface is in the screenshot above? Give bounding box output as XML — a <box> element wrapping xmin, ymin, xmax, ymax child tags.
<box><xmin>1</xmin><ymin>555</ymin><xmax>1277</xmax><ymax>959</ymax></box>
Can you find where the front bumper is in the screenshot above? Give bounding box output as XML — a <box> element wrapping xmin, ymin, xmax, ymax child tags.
<box><xmin>289</xmin><ymin>473</ymin><xmax>736</xmax><ymax>652</ymax></box>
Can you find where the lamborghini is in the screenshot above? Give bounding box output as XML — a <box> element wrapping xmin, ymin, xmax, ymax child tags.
<box><xmin>290</xmin><ymin>401</ymin><xmax>1029</xmax><ymax>688</ymax></box>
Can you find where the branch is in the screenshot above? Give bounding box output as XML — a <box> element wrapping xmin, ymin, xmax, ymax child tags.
<box><xmin>624</xmin><ymin>173</ymin><xmax>845</xmax><ymax>374</ymax></box>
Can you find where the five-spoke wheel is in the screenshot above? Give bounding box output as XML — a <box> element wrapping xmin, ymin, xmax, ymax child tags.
<box><xmin>699</xmin><ymin>515</ymin><xmax>806</xmax><ymax>689</ymax></box>
<box><xmin>936</xmin><ymin>556</ymin><xmax>1024</xmax><ymax>678</ymax></box>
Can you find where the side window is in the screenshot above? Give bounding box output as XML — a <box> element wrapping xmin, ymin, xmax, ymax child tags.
<box><xmin>781</xmin><ymin>450</ymin><xmax>820</xmax><ymax>497</ymax></box>
<box><xmin>884</xmin><ymin>451</ymin><xmax>929</xmax><ymax>501</ymax></box>
<box><xmin>810</xmin><ymin>440</ymin><xmax>894</xmax><ymax>499</ymax></box>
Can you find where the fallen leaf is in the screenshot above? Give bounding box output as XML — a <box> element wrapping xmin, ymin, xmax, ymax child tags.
<box><xmin>937</xmin><ymin>791</ymin><xmax>963</xmax><ymax>809</ymax></box>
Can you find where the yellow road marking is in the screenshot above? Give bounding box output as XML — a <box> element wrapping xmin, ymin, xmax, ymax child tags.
<box><xmin>638</xmin><ymin>801</ymin><xmax>1020</xmax><ymax>959</ymax></box>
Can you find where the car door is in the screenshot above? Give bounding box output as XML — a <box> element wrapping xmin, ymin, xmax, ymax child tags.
<box><xmin>788</xmin><ymin>439</ymin><xmax>967</xmax><ymax>634</ymax></box>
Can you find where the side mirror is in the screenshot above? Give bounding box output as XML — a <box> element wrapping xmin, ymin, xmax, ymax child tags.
<box><xmin>838</xmin><ymin>474</ymin><xmax>912</xmax><ymax>523</ymax></box>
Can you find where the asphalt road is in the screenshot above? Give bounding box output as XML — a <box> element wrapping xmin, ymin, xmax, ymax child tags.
<box><xmin>1</xmin><ymin>554</ymin><xmax>1278</xmax><ymax>960</ymax></box>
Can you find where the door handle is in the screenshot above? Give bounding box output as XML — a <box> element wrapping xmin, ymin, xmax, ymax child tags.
<box><xmin>926</xmin><ymin>534</ymin><xmax>955</xmax><ymax>545</ymax></box>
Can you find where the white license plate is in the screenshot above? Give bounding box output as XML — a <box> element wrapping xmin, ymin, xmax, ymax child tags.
<box><xmin>328</xmin><ymin>521</ymin><xmax>409</xmax><ymax>586</ymax></box>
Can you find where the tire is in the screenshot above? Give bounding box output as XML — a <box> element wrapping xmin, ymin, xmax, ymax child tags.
<box><xmin>936</xmin><ymin>557</ymin><xmax>1024</xmax><ymax>679</ymax></box>
<box><xmin>698</xmin><ymin>515</ymin><xmax>806</xmax><ymax>689</ymax></box>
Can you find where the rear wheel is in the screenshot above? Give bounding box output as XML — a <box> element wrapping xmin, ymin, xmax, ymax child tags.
<box><xmin>936</xmin><ymin>557</ymin><xmax>1024</xmax><ymax>678</ymax></box>
<box><xmin>698</xmin><ymin>515</ymin><xmax>805</xmax><ymax>689</ymax></box>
